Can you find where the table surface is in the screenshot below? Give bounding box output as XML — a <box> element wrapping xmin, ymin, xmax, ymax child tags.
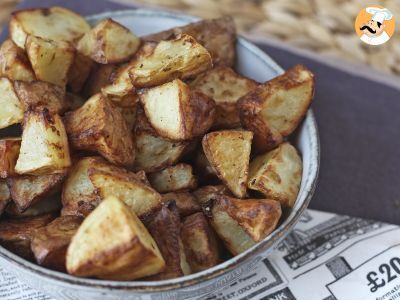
<box><xmin>1</xmin><ymin>0</ymin><xmax>400</xmax><ymax>225</ymax></box>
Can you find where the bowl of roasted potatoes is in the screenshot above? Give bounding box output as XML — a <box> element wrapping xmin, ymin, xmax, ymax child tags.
<box><xmin>0</xmin><ymin>6</ymin><xmax>319</xmax><ymax>299</ymax></box>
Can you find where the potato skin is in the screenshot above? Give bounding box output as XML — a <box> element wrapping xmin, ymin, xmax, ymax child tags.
<box><xmin>64</xmin><ymin>94</ymin><xmax>135</xmax><ymax>168</ymax></box>
<box><xmin>192</xmin><ymin>185</ymin><xmax>231</xmax><ymax>205</ymax></box>
<box><xmin>238</xmin><ymin>64</ymin><xmax>314</xmax><ymax>153</ymax></box>
<box><xmin>7</xmin><ymin>172</ymin><xmax>65</xmax><ymax>212</ymax></box>
<box><xmin>161</xmin><ymin>192</ymin><xmax>201</xmax><ymax>217</ymax></box>
<box><xmin>0</xmin><ymin>138</ymin><xmax>21</xmax><ymax>178</ymax></box>
<box><xmin>181</xmin><ymin>212</ymin><xmax>220</xmax><ymax>272</ymax></box>
<box><xmin>83</xmin><ymin>63</ymin><xmax>116</xmax><ymax>97</ymax></box>
<box><xmin>212</xmin><ymin>195</ymin><xmax>282</xmax><ymax>241</ymax></box>
<box><xmin>248</xmin><ymin>142</ymin><xmax>303</xmax><ymax>208</ymax></box>
<box><xmin>14</xmin><ymin>80</ymin><xmax>67</xmax><ymax>114</ymax></box>
<box><xmin>0</xmin><ymin>39</ymin><xmax>35</xmax><ymax>81</ymax></box>
<box><xmin>0</xmin><ymin>213</ymin><xmax>55</xmax><ymax>260</ymax></box>
<box><xmin>31</xmin><ymin>215</ymin><xmax>82</xmax><ymax>271</ymax></box>
<box><xmin>145</xmin><ymin>203</ymin><xmax>190</xmax><ymax>280</ymax></box>
<box><xmin>77</xmin><ymin>18</ymin><xmax>140</xmax><ymax>64</ymax></box>
<box><xmin>144</xmin><ymin>16</ymin><xmax>236</xmax><ymax>67</ymax></box>
<box><xmin>0</xmin><ymin>180</ymin><xmax>11</xmax><ymax>217</ymax></box>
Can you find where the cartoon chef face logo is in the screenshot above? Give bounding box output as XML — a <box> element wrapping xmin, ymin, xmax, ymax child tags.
<box><xmin>355</xmin><ymin>6</ymin><xmax>395</xmax><ymax>45</ymax></box>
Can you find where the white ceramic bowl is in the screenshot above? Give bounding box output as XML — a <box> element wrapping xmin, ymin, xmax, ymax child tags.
<box><xmin>0</xmin><ymin>9</ymin><xmax>320</xmax><ymax>300</ymax></box>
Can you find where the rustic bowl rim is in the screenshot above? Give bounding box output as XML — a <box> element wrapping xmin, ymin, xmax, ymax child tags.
<box><xmin>0</xmin><ymin>8</ymin><xmax>320</xmax><ymax>293</ymax></box>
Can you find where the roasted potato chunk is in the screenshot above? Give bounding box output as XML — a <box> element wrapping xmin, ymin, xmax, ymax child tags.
<box><xmin>134</xmin><ymin>108</ymin><xmax>190</xmax><ymax>172</ymax></box>
<box><xmin>145</xmin><ymin>203</ymin><xmax>191</xmax><ymax>280</ymax></box>
<box><xmin>140</xmin><ymin>79</ymin><xmax>215</xmax><ymax>141</ymax></box>
<box><xmin>144</xmin><ymin>16</ymin><xmax>236</xmax><ymax>67</ymax></box>
<box><xmin>0</xmin><ymin>77</ymin><xmax>24</xmax><ymax>129</ymax></box>
<box><xmin>67</xmin><ymin>52</ymin><xmax>94</xmax><ymax>93</ymax></box>
<box><xmin>100</xmin><ymin>42</ymin><xmax>156</xmax><ymax>98</ymax></box>
<box><xmin>0</xmin><ymin>39</ymin><xmax>35</xmax><ymax>82</ymax></box>
<box><xmin>0</xmin><ymin>213</ymin><xmax>55</xmax><ymax>260</ymax></box>
<box><xmin>14</xmin><ymin>80</ymin><xmax>67</xmax><ymax>113</ymax></box>
<box><xmin>129</xmin><ymin>34</ymin><xmax>212</xmax><ymax>88</ymax></box>
<box><xmin>83</xmin><ymin>63</ymin><xmax>116</xmax><ymax>97</ymax></box>
<box><xmin>202</xmin><ymin>130</ymin><xmax>253</xmax><ymax>198</ymax></box>
<box><xmin>25</xmin><ymin>35</ymin><xmax>75</xmax><ymax>87</ymax></box>
<box><xmin>0</xmin><ymin>180</ymin><xmax>11</xmax><ymax>217</ymax></box>
<box><xmin>15</xmin><ymin>110</ymin><xmax>71</xmax><ymax>175</ymax></box>
<box><xmin>192</xmin><ymin>185</ymin><xmax>231</xmax><ymax>205</ymax></box>
<box><xmin>66</xmin><ymin>196</ymin><xmax>165</xmax><ymax>280</ymax></box>
<box><xmin>238</xmin><ymin>65</ymin><xmax>315</xmax><ymax>152</ymax></box>
<box><xmin>88</xmin><ymin>160</ymin><xmax>162</xmax><ymax>219</ymax></box>
<box><xmin>5</xmin><ymin>196</ymin><xmax>61</xmax><ymax>218</ymax></box>
<box><xmin>191</xmin><ymin>67</ymin><xmax>257</xmax><ymax>129</ymax></box>
<box><xmin>0</xmin><ymin>138</ymin><xmax>21</xmax><ymax>178</ymax></box>
<box><xmin>248</xmin><ymin>142</ymin><xmax>302</xmax><ymax>208</ymax></box>
<box><xmin>207</xmin><ymin>195</ymin><xmax>281</xmax><ymax>255</ymax></box>
<box><xmin>7</xmin><ymin>172</ymin><xmax>65</xmax><ymax>212</ymax></box>
<box><xmin>9</xmin><ymin>6</ymin><xmax>90</xmax><ymax>48</ymax></box>
<box><xmin>77</xmin><ymin>18</ymin><xmax>140</xmax><ymax>64</ymax></box>
<box><xmin>149</xmin><ymin>164</ymin><xmax>198</xmax><ymax>193</ymax></box>
<box><xmin>64</xmin><ymin>94</ymin><xmax>135</xmax><ymax>168</ymax></box>
<box><xmin>61</xmin><ymin>157</ymin><xmax>101</xmax><ymax>217</ymax></box>
<box><xmin>31</xmin><ymin>215</ymin><xmax>82</xmax><ymax>271</ymax></box>
<box><xmin>161</xmin><ymin>192</ymin><xmax>201</xmax><ymax>217</ymax></box>
<box><xmin>181</xmin><ymin>212</ymin><xmax>220</xmax><ymax>272</ymax></box>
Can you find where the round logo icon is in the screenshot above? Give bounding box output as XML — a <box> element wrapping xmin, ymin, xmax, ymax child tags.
<box><xmin>354</xmin><ymin>5</ymin><xmax>395</xmax><ymax>45</ymax></box>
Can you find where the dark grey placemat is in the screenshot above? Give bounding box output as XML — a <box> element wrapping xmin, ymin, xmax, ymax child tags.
<box><xmin>2</xmin><ymin>0</ymin><xmax>399</xmax><ymax>224</ymax></box>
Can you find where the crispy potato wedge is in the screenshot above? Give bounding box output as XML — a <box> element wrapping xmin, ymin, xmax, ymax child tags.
<box><xmin>0</xmin><ymin>138</ymin><xmax>21</xmax><ymax>178</ymax></box>
<box><xmin>192</xmin><ymin>185</ymin><xmax>231</xmax><ymax>205</ymax></box>
<box><xmin>145</xmin><ymin>203</ymin><xmax>191</xmax><ymax>280</ymax></box>
<box><xmin>238</xmin><ymin>65</ymin><xmax>314</xmax><ymax>152</ymax></box>
<box><xmin>161</xmin><ymin>192</ymin><xmax>201</xmax><ymax>217</ymax></box>
<box><xmin>134</xmin><ymin>170</ymin><xmax>150</xmax><ymax>185</ymax></box>
<box><xmin>15</xmin><ymin>110</ymin><xmax>71</xmax><ymax>175</ymax></box>
<box><xmin>65</xmin><ymin>92</ymin><xmax>86</xmax><ymax>111</ymax></box>
<box><xmin>83</xmin><ymin>63</ymin><xmax>116</xmax><ymax>97</ymax></box>
<box><xmin>134</xmin><ymin>108</ymin><xmax>190</xmax><ymax>172</ymax></box>
<box><xmin>9</xmin><ymin>6</ymin><xmax>90</xmax><ymax>48</ymax></box>
<box><xmin>129</xmin><ymin>34</ymin><xmax>211</xmax><ymax>88</ymax></box>
<box><xmin>140</xmin><ymin>79</ymin><xmax>215</xmax><ymax>141</ymax></box>
<box><xmin>100</xmin><ymin>42</ymin><xmax>156</xmax><ymax>98</ymax></box>
<box><xmin>202</xmin><ymin>130</ymin><xmax>253</xmax><ymax>198</ymax></box>
<box><xmin>77</xmin><ymin>18</ymin><xmax>140</xmax><ymax>64</ymax></box>
<box><xmin>88</xmin><ymin>161</ymin><xmax>162</xmax><ymax>219</ymax></box>
<box><xmin>67</xmin><ymin>52</ymin><xmax>94</xmax><ymax>93</ymax></box>
<box><xmin>61</xmin><ymin>157</ymin><xmax>102</xmax><ymax>217</ymax></box>
<box><xmin>14</xmin><ymin>80</ymin><xmax>67</xmax><ymax>114</ymax></box>
<box><xmin>31</xmin><ymin>215</ymin><xmax>82</xmax><ymax>271</ymax></box>
<box><xmin>207</xmin><ymin>195</ymin><xmax>281</xmax><ymax>255</ymax></box>
<box><xmin>0</xmin><ymin>213</ymin><xmax>55</xmax><ymax>260</ymax></box>
<box><xmin>7</xmin><ymin>172</ymin><xmax>65</xmax><ymax>212</ymax></box>
<box><xmin>66</xmin><ymin>196</ymin><xmax>165</xmax><ymax>280</ymax></box>
<box><xmin>0</xmin><ymin>39</ymin><xmax>35</xmax><ymax>82</ymax></box>
<box><xmin>0</xmin><ymin>77</ymin><xmax>24</xmax><ymax>129</ymax></box>
<box><xmin>144</xmin><ymin>16</ymin><xmax>236</xmax><ymax>67</ymax></box>
<box><xmin>5</xmin><ymin>195</ymin><xmax>61</xmax><ymax>218</ymax></box>
<box><xmin>25</xmin><ymin>35</ymin><xmax>75</xmax><ymax>87</ymax></box>
<box><xmin>181</xmin><ymin>212</ymin><xmax>220</xmax><ymax>272</ymax></box>
<box><xmin>148</xmin><ymin>163</ymin><xmax>198</xmax><ymax>193</ymax></box>
<box><xmin>191</xmin><ymin>67</ymin><xmax>257</xmax><ymax>129</ymax></box>
<box><xmin>0</xmin><ymin>180</ymin><xmax>11</xmax><ymax>217</ymax></box>
<box><xmin>64</xmin><ymin>93</ymin><xmax>135</xmax><ymax>168</ymax></box>
<box><xmin>248</xmin><ymin>142</ymin><xmax>302</xmax><ymax>208</ymax></box>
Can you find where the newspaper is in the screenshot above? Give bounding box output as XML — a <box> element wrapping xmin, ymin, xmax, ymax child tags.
<box><xmin>1</xmin><ymin>209</ymin><xmax>399</xmax><ymax>300</ymax></box>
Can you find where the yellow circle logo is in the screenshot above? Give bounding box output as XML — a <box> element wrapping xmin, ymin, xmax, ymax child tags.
<box><xmin>354</xmin><ymin>5</ymin><xmax>395</xmax><ymax>45</ymax></box>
